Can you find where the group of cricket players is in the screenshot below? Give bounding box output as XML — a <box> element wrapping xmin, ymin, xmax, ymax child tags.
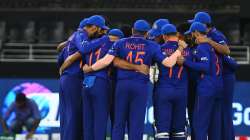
<box><xmin>57</xmin><ymin>11</ymin><xmax>237</xmax><ymax>140</ymax></box>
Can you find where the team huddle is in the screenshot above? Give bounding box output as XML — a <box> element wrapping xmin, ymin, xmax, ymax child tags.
<box><xmin>57</xmin><ymin>11</ymin><xmax>237</xmax><ymax>140</ymax></box>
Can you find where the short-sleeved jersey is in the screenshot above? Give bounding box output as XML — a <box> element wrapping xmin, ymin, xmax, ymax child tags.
<box><xmin>184</xmin><ymin>43</ymin><xmax>218</xmax><ymax>93</ymax></box>
<box><xmin>4</xmin><ymin>99</ymin><xmax>41</xmax><ymax>121</ymax></box>
<box><xmin>157</xmin><ymin>41</ymin><xmax>192</xmax><ymax>88</ymax></box>
<box><xmin>83</xmin><ymin>37</ymin><xmax>114</xmax><ymax>79</ymax></box>
<box><xmin>108</xmin><ymin>35</ymin><xmax>165</xmax><ymax>82</ymax></box>
<box><xmin>222</xmin><ymin>55</ymin><xmax>237</xmax><ymax>76</ymax></box>
<box><xmin>207</xmin><ymin>28</ymin><xmax>229</xmax><ymax>77</ymax></box>
<box><xmin>62</xmin><ymin>30</ymin><xmax>88</xmax><ymax>76</ymax></box>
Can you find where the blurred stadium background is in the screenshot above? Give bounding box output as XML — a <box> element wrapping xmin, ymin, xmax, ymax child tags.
<box><xmin>0</xmin><ymin>0</ymin><xmax>250</xmax><ymax>140</ymax></box>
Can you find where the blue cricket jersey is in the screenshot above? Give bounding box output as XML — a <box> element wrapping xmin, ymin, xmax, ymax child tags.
<box><xmin>222</xmin><ymin>55</ymin><xmax>238</xmax><ymax>76</ymax></box>
<box><xmin>83</xmin><ymin>36</ymin><xmax>114</xmax><ymax>79</ymax></box>
<box><xmin>157</xmin><ymin>41</ymin><xmax>192</xmax><ymax>88</ymax></box>
<box><xmin>207</xmin><ymin>28</ymin><xmax>229</xmax><ymax>84</ymax></box>
<box><xmin>108</xmin><ymin>35</ymin><xmax>165</xmax><ymax>82</ymax></box>
<box><xmin>61</xmin><ymin>29</ymin><xmax>88</xmax><ymax>76</ymax></box>
<box><xmin>184</xmin><ymin>43</ymin><xmax>217</xmax><ymax>95</ymax></box>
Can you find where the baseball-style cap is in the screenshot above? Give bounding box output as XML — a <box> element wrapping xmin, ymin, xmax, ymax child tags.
<box><xmin>150</xmin><ymin>18</ymin><xmax>170</xmax><ymax>37</ymax></box>
<box><xmin>152</xmin><ymin>19</ymin><xmax>170</xmax><ymax>30</ymax></box>
<box><xmin>79</xmin><ymin>18</ymin><xmax>89</xmax><ymax>28</ymax></box>
<box><xmin>86</xmin><ymin>15</ymin><xmax>109</xmax><ymax>30</ymax></box>
<box><xmin>188</xmin><ymin>12</ymin><xmax>212</xmax><ymax>24</ymax></box>
<box><xmin>185</xmin><ymin>22</ymin><xmax>207</xmax><ymax>35</ymax></box>
<box><xmin>147</xmin><ymin>29</ymin><xmax>158</xmax><ymax>39</ymax></box>
<box><xmin>133</xmin><ymin>20</ymin><xmax>151</xmax><ymax>32</ymax></box>
<box><xmin>108</xmin><ymin>29</ymin><xmax>124</xmax><ymax>38</ymax></box>
<box><xmin>161</xmin><ymin>24</ymin><xmax>177</xmax><ymax>35</ymax></box>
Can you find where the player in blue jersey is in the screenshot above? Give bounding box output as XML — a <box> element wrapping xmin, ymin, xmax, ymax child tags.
<box><xmin>82</xmin><ymin>19</ymin><xmax>187</xmax><ymax>140</ymax></box>
<box><xmin>58</xmin><ymin>15</ymin><xmax>110</xmax><ymax>140</ymax></box>
<box><xmin>81</xmin><ymin>29</ymin><xmax>123</xmax><ymax>140</ymax></box>
<box><xmin>147</xmin><ymin>18</ymin><xmax>170</xmax><ymax>44</ymax></box>
<box><xmin>177</xmin><ymin>22</ymin><xmax>198</xmax><ymax>140</ymax></box>
<box><xmin>221</xmin><ymin>55</ymin><xmax>237</xmax><ymax>140</ymax></box>
<box><xmin>182</xmin><ymin>22</ymin><xmax>219</xmax><ymax>140</ymax></box>
<box><xmin>153</xmin><ymin>24</ymin><xmax>192</xmax><ymax>140</ymax></box>
<box><xmin>58</xmin><ymin>27</ymin><xmax>150</xmax><ymax>140</ymax></box>
<box><xmin>189</xmin><ymin>11</ymin><xmax>235</xmax><ymax>140</ymax></box>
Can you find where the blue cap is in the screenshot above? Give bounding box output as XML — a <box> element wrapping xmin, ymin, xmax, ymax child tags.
<box><xmin>185</xmin><ymin>22</ymin><xmax>207</xmax><ymax>35</ymax></box>
<box><xmin>147</xmin><ymin>29</ymin><xmax>158</xmax><ymax>39</ymax></box>
<box><xmin>86</xmin><ymin>15</ymin><xmax>109</xmax><ymax>30</ymax></box>
<box><xmin>150</xmin><ymin>19</ymin><xmax>170</xmax><ymax>37</ymax></box>
<box><xmin>161</xmin><ymin>24</ymin><xmax>177</xmax><ymax>35</ymax></box>
<box><xmin>108</xmin><ymin>29</ymin><xmax>124</xmax><ymax>38</ymax></box>
<box><xmin>188</xmin><ymin>12</ymin><xmax>212</xmax><ymax>24</ymax></box>
<box><xmin>133</xmin><ymin>20</ymin><xmax>151</xmax><ymax>32</ymax></box>
<box><xmin>79</xmin><ymin>18</ymin><xmax>89</xmax><ymax>28</ymax></box>
<box><xmin>152</xmin><ymin>19</ymin><xmax>170</xmax><ymax>30</ymax></box>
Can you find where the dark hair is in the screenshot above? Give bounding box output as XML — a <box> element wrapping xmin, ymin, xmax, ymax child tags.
<box><xmin>15</xmin><ymin>93</ymin><xmax>27</xmax><ymax>103</ymax></box>
<box><xmin>205</xmin><ymin>23</ymin><xmax>213</xmax><ymax>28</ymax></box>
<box><xmin>120</xmin><ymin>24</ymin><xmax>132</xmax><ymax>37</ymax></box>
<box><xmin>165</xmin><ymin>32</ymin><xmax>177</xmax><ymax>36</ymax></box>
<box><xmin>177</xmin><ymin>22</ymin><xmax>191</xmax><ymax>35</ymax></box>
<box><xmin>133</xmin><ymin>29</ymin><xmax>147</xmax><ymax>36</ymax></box>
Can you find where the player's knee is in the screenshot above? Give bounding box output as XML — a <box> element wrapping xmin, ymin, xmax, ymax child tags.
<box><xmin>155</xmin><ymin>132</ymin><xmax>170</xmax><ymax>139</ymax></box>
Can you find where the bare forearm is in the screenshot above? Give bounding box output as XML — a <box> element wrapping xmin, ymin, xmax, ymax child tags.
<box><xmin>162</xmin><ymin>50</ymin><xmax>181</xmax><ymax>67</ymax></box>
<box><xmin>113</xmin><ymin>57</ymin><xmax>139</xmax><ymax>70</ymax></box>
<box><xmin>60</xmin><ymin>52</ymin><xmax>81</xmax><ymax>71</ymax></box>
<box><xmin>91</xmin><ymin>55</ymin><xmax>114</xmax><ymax>71</ymax></box>
<box><xmin>208</xmin><ymin>39</ymin><xmax>230</xmax><ymax>55</ymax></box>
<box><xmin>57</xmin><ymin>41</ymin><xmax>68</xmax><ymax>53</ymax></box>
<box><xmin>29</xmin><ymin>120</ymin><xmax>40</xmax><ymax>133</ymax></box>
<box><xmin>0</xmin><ymin>118</ymin><xmax>8</xmax><ymax>132</ymax></box>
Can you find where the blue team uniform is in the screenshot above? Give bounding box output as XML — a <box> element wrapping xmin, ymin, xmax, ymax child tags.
<box><xmin>80</xmin><ymin>36</ymin><xmax>113</xmax><ymax>140</ymax></box>
<box><xmin>222</xmin><ymin>55</ymin><xmax>237</xmax><ymax>140</ymax></box>
<box><xmin>108</xmin><ymin>35</ymin><xmax>166</xmax><ymax>140</ymax></box>
<box><xmin>59</xmin><ymin>29</ymin><xmax>105</xmax><ymax>140</ymax></box>
<box><xmin>58</xmin><ymin>29</ymin><xmax>87</xmax><ymax>140</ymax></box>
<box><xmin>207</xmin><ymin>27</ymin><xmax>231</xmax><ymax>140</ymax></box>
<box><xmin>183</xmin><ymin>42</ymin><xmax>218</xmax><ymax>140</ymax></box>
<box><xmin>186</xmin><ymin>46</ymin><xmax>199</xmax><ymax>140</ymax></box>
<box><xmin>154</xmin><ymin>41</ymin><xmax>191</xmax><ymax>140</ymax></box>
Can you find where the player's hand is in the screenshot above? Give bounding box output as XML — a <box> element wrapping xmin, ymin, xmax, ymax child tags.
<box><xmin>195</xmin><ymin>36</ymin><xmax>209</xmax><ymax>44</ymax></box>
<box><xmin>82</xmin><ymin>64</ymin><xmax>93</xmax><ymax>73</ymax></box>
<box><xmin>59</xmin><ymin>68</ymin><xmax>63</xmax><ymax>76</ymax></box>
<box><xmin>178</xmin><ymin>40</ymin><xmax>188</xmax><ymax>51</ymax></box>
<box><xmin>26</xmin><ymin>132</ymin><xmax>34</xmax><ymax>140</ymax></box>
<box><xmin>136</xmin><ymin>64</ymin><xmax>150</xmax><ymax>75</ymax></box>
<box><xmin>177</xmin><ymin>56</ymin><xmax>185</xmax><ymax>66</ymax></box>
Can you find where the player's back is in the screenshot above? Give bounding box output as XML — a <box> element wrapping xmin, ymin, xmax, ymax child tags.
<box><xmin>195</xmin><ymin>43</ymin><xmax>218</xmax><ymax>89</ymax></box>
<box><xmin>63</xmin><ymin>30</ymin><xmax>88</xmax><ymax>76</ymax></box>
<box><xmin>84</xmin><ymin>37</ymin><xmax>114</xmax><ymax>79</ymax></box>
<box><xmin>157</xmin><ymin>41</ymin><xmax>191</xmax><ymax>88</ymax></box>
<box><xmin>114</xmin><ymin>36</ymin><xmax>159</xmax><ymax>82</ymax></box>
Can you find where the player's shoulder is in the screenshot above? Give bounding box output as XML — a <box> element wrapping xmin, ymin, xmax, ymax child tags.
<box><xmin>147</xmin><ymin>40</ymin><xmax>160</xmax><ymax>48</ymax></box>
<box><xmin>209</xmin><ymin>28</ymin><xmax>227</xmax><ymax>40</ymax></box>
<box><xmin>197</xmin><ymin>43</ymin><xmax>212</xmax><ymax>51</ymax></box>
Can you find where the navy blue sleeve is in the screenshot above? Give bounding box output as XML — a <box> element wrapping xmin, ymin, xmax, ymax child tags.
<box><xmin>223</xmin><ymin>55</ymin><xmax>238</xmax><ymax>71</ymax></box>
<box><xmin>184</xmin><ymin>45</ymin><xmax>210</xmax><ymax>73</ymax></box>
<box><xmin>152</xmin><ymin>43</ymin><xmax>165</xmax><ymax>63</ymax></box>
<box><xmin>212</xmin><ymin>33</ymin><xmax>228</xmax><ymax>45</ymax></box>
<box><xmin>75</xmin><ymin>33</ymin><xmax>109</xmax><ymax>55</ymax></box>
<box><xmin>108</xmin><ymin>40</ymin><xmax>121</xmax><ymax>56</ymax></box>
